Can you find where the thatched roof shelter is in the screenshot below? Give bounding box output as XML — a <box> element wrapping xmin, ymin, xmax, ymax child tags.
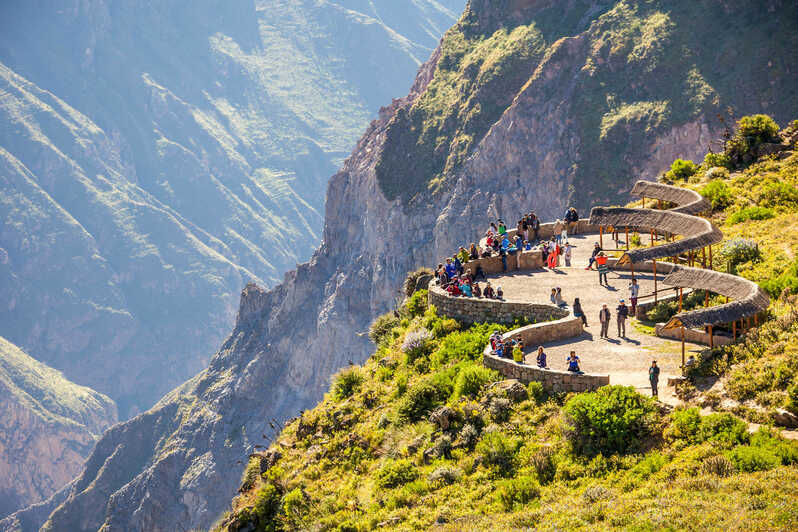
<box><xmin>661</xmin><ymin>266</ymin><xmax>770</xmax><ymax>329</ymax></box>
<box><xmin>631</xmin><ymin>180</ymin><xmax>710</xmax><ymax>215</ymax></box>
<box><xmin>588</xmin><ymin>207</ymin><xmax>723</xmax><ymax>265</ymax></box>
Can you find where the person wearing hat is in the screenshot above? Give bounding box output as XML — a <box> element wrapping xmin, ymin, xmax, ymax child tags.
<box><xmin>616</xmin><ymin>299</ymin><xmax>629</xmax><ymax>337</ymax></box>
<box><xmin>586</xmin><ymin>242</ymin><xmax>602</xmax><ymax>270</ymax></box>
<box><xmin>649</xmin><ymin>360</ymin><xmax>660</xmax><ymax>397</ymax></box>
<box><xmin>599</xmin><ymin>303</ymin><xmax>611</xmax><ymax>338</ymax></box>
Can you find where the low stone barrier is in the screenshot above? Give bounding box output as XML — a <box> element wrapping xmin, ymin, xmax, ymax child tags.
<box><xmin>428</xmin><ymin>284</ymin><xmax>567</xmax><ymax>325</ymax></box>
<box><xmin>482</xmin><ymin>318</ymin><xmax>608</xmax><ymax>393</ymax></box>
<box><xmin>461</xmin><ymin>249</ymin><xmax>543</xmax><ymax>275</ymax></box>
<box><xmin>654</xmin><ymin>323</ymin><xmax>733</xmax><ymax>346</ymax></box>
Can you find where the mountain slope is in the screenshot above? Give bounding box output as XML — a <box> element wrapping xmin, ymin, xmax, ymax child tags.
<box><xmin>0</xmin><ymin>337</ymin><xmax>117</xmax><ymax>519</ymax></box>
<box><xmin>0</xmin><ymin>0</ymin><xmax>465</xmax><ymax>417</ymax></box>
<box><xmin>4</xmin><ymin>1</ymin><xmax>797</xmax><ymax>531</ymax></box>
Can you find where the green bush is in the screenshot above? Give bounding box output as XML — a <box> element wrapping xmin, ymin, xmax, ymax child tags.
<box><xmin>453</xmin><ymin>364</ymin><xmax>498</xmax><ymax>399</ymax></box>
<box><xmin>251</xmin><ymin>483</ymin><xmax>282</xmax><ymax>531</ymax></box>
<box><xmin>697</xmin><ymin>413</ymin><xmax>749</xmax><ymax>447</ymax></box>
<box><xmin>240</xmin><ymin>457</ymin><xmax>262</xmax><ymax>492</ymax></box>
<box><xmin>727</xmin><ymin>206</ymin><xmax>775</xmax><ymax>224</ymax></box>
<box><xmin>374</xmin><ymin>459</ymin><xmax>418</xmax><ymax>489</ymax></box>
<box><xmin>527</xmin><ymin>381</ymin><xmax>546</xmax><ymax>404</ymax></box>
<box><xmin>759</xmin><ymin>182</ymin><xmax>798</xmax><ymax>208</ymax></box>
<box><xmin>405</xmin><ymin>289</ymin><xmax>429</xmax><ymax>317</ymax></box>
<box><xmin>720</xmin><ymin>238</ymin><xmax>761</xmax><ymax>271</ymax></box>
<box><xmin>760</xmin><ymin>259</ymin><xmax>798</xmax><ymax>298</ymax></box>
<box><xmin>476</xmin><ymin>431</ymin><xmax>522</xmax><ymax>476</ymax></box>
<box><xmin>703</xmin><ymin>151</ymin><xmax>732</xmax><ymax>170</ymax></box>
<box><xmin>700</xmin><ymin>180</ymin><xmax>733</xmax><ymax>210</ymax></box>
<box><xmin>563</xmin><ymin>385</ymin><xmax>657</xmax><ymax>456</ymax></box>
<box><xmin>749</xmin><ymin>428</ymin><xmax>798</xmax><ymax>465</ymax></box>
<box><xmin>788</xmin><ymin>383</ymin><xmax>798</xmax><ymax>416</ymax></box>
<box><xmin>396</xmin><ymin>379</ymin><xmax>448</xmax><ymax>422</ymax></box>
<box><xmin>728</xmin><ymin>445</ymin><xmax>780</xmax><ymax>472</ymax></box>
<box><xmin>737</xmin><ymin>114</ymin><xmax>780</xmax><ymax>145</ymax></box>
<box><xmin>369</xmin><ymin>312</ymin><xmax>399</xmax><ymax>346</ymax></box>
<box><xmin>431</xmin><ymin>324</ymin><xmax>499</xmax><ymax>366</ymax></box>
<box><xmin>666</xmin><ymin>158</ymin><xmax>698</xmax><ymax>181</ymax></box>
<box><xmin>666</xmin><ymin>407</ymin><xmax>702</xmax><ymax>444</ymax></box>
<box><xmin>496</xmin><ymin>475</ymin><xmax>540</xmax><ymax>510</ymax></box>
<box><xmin>281</xmin><ymin>487</ymin><xmax>309</xmax><ymax>529</ymax></box>
<box><xmin>702</xmin><ymin>455</ymin><xmax>736</xmax><ymax>477</ymax></box>
<box><xmin>332</xmin><ymin>366</ymin><xmax>364</xmax><ymax>400</ymax></box>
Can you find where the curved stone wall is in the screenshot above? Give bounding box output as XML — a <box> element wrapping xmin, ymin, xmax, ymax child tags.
<box><xmin>428</xmin><ymin>284</ymin><xmax>567</xmax><ymax>325</ymax></box>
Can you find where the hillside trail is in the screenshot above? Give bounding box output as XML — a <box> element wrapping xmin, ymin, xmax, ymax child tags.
<box><xmin>482</xmin><ymin>233</ymin><xmax>692</xmax><ymax>406</ymax></box>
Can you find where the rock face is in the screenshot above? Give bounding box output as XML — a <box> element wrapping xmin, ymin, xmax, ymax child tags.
<box><xmin>5</xmin><ymin>1</ymin><xmax>798</xmax><ymax>531</ymax></box>
<box><xmin>0</xmin><ymin>0</ymin><xmax>465</xmax><ymax>418</ymax></box>
<box><xmin>0</xmin><ymin>337</ymin><xmax>117</xmax><ymax>519</ymax></box>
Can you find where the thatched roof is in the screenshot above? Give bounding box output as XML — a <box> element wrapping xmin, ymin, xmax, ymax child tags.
<box><xmin>631</xmin><ymin>181</ymin><xmax>710</xmax><ymax>215</ymax></box>
<box><xmin>588</xmin><ymin>207</ymin><xmax>724</xmax><ymax>265</ymax></box>
<box><xmin>660</xmin><ymin>266</ymin><xmax>770</xmax><ymax>329</ymax></box>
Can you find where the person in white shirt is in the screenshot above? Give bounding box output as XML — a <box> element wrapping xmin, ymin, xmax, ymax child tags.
<box><xmin>629</xmin><ymin>278</ymin><xmax>640</xmax><ymax>315</ymax></box>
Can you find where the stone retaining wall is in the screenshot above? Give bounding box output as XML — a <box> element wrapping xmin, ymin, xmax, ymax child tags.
<box><xmin>654</xmin><ymin>323</ymin><xmax>733</xmax><ymax>346</ymax></box>
<box><xmin>428</xmin><ymin>285</ymin><xmax>567</xmax><ymax>325</ymax></box>
<box><xmin>461</xmin><ymin>249</ymin><xmax>543</xmax><ymax>275</ymax></box>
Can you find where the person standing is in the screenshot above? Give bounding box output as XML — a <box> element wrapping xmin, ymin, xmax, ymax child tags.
<box><xmin>649</xmin><ymin>360</ymin><xmax>660</xmax><ymax>397</ymax></box>
<box><xmin>616</xmin><ymin>299</ymin><xmax>629</xmax><ymax>337</ymax></box>
<box><xmin>563</xmin><ymin>241</ymin><xmax>572</xmax><ymax>267</ymax></box>
<box><xmin>599</xmin><ymin>304</ymin><xmax>611</xmax><ymax>339</ymax></box>
<box><xmin>536</xmin><ymin>346</ymin><xmax>547</xmax><ymax>368</ymax></box>
<box><xmin>629</xmin><ymin>278</ymin><xmax>639</xmax><ymax>315</ymax></box>
<box><xmin>596</xmin><ymin>252</ymin><xmax>610</xmax><ymax>286</ymax></box>
<box><xmin>566</xmin><ymin>351</ymin><xmax>581</xmax><ymax>373</ymax></box>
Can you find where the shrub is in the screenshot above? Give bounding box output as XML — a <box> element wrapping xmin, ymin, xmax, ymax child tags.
<box><xmin>728</xmin><ymin>445</ymin><xmax>780</xmax><ymax>472</ymax></box>
<box><xmin>701</xmin><ymin>455</ymin><xmax>736</xmax><ymax>477</ymax></box>
<box><xmin>527</xmin><ymin>381</ymin><xmax>546</xmax><ymax>404</ymax></box>
<box><xmin>666</xmin><ymin>158</ymin><xmax>698</xmax><ymax>181</ymax></box>
<box><xmin>720</xmin><ymin>238</ymin><xmax>761</xmax><ymax>272</ymax></box>
<box><xmin>453</xmin><ymin>364</ymin><xmax>499</xmax><ymax>399</ymax></box>
<box><xmin>476</xmin><ymin>431</ymin><xmax>522</xmax><ymax>476</ymax></box>
<box><xmin>332</xmin><ymin>366</ymin><xmax>364</xmax><ymax>400</ymax></box>
<box><xmin>749</xmin><ymin>427</ymin><xmax>798</xmax><ymax>465</ymax></box>
<box><xmin>563</xmin><ymin>385</ymin><xmax>658</xmax><ymax>456</ymax></box>
<box><xmin>404</xmin><ymin>267</ymin><xmax>434</xmax><ymax>297</ymax></box>
<box><xmin>487</xmin><ymin>396</ymin><xmax>512</xmax><ymax>422</ymax></box>
<box><xmin>697</xmin><ymin>413</ymin><xmax>749</xmax><ymax>447</ymax></box>
<box><xmin>397</xmin><ymin>379</ymin><xmax>448</xmax><ymax>422</ymax></box>
<box><xmin>369</xmin><ymin>312</ymin><xmax>399</xmax><ymax>346</ymax></box>
<box><xmin>401</xmin><ymin>328</ymin><xmax>433</xmax><ymax>363</ymax></box>
<box><xmin>737</xmin><ymin>114</ymin><xmax>780</xmax><ymax>145</ymax></box>
<box><xmin>374</xmin><ymin>459</ymin><xmax>418</xmax><ymax>489</ymax></box>
<box><xmin>458</xmin><ymin>423</ymin><xmax>480</xmax><ymax>450</ymax></box>
<box><xmin>760</xmin><ymin>259</ymin><xmax>798</xmax><ymax>298</ymax></box>
<box><xmin>700</xmin><ymin>180</ymin><xmax>732</xmax><ymax>210</ymax></box>
<box><xmin>788</xmin><ymin>383</ymin><xmax>798</xmax><ymax>416</ymax></box>
<box><xmin>251</xmin><ymin>483</ymin><xmax>282</xmax><ymax>531</ymax></box>
<box><xmin>428</xmin><ymin>466</ymin><xmax>463</xmax><ymax>486</ymax></box>
<box><xmin>666</xmin><ymin>407</ymin><xmax>702</xmax><ymax>445</ymax></box>
<box><xmin>727</xmin><ymin>206</ymin><xmax>775</xmax><ymax>224</ymax></box>
<box><xmin>281</xmin><ymin>488</ymin><xmax>309</xmax><ymax>529</ymax></box>
<box><xmin>582</xmin><ymin>485</ymin><xmax>613</xmax><ymax>504</ymax></box>
<box><xmin>431</xmin><ymin>325</ymin><xmax>497</xmax><ymax>366</ymax></box>
<box><xmin>529</xmin><ymin>447</ymin><xmax>556</xmax><ymax>484</ymax></box>
<box><xmin>405</xmin><ymin>289</ymin><xmax>429</xmax><ymax>317</ymax></box>
<box><xmin>759</xmin><ymin>181</ymin><xmax>798</xmax><ymax>208</ymax></box>
<box><xmin>496</xmin><ymin>475</ymin><xmax>540</xmax><ymax>510</ymax></box>
<box><xmin>646</xmin><ymin>300</ymin><xmax>679</xmax><ymax>323</ymax></box>
<box><xmin>703</xmin><ymin>149</ymin><xmax>732</xmax><ymax>169</ymax></box>
<box><xmin>240</xmin><ymin>456</ymin><xmax>262</xmax><ymax>492</ymax></box>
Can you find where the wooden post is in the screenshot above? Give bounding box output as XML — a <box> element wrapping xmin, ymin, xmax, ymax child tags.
<box><xmin>650</xmin><ymin>229</ymin><xmax>655</xmax><ymax>247</ymax></box>
<box><xmin>708</xmin><ymin>245</ymin><xmax>713</xmax><ymax>270</ymax></box>
<box><xmin>708</xmin><ymin>325</ymin><xmax>714</xmax><ymax>348</ymax></box>
<box><xmin>599</xmin><ymin>225</ymin><xmax>604</xmax><ymax>249</ymax></box>
<box><xmin>754</xmin><ymin>314</ymin><xmax>759</xmax><ymax>326</ymax></box>
<box><xmin>653</xmin><ymin>259</ymin><xmax>658</xmax><ymax>303</ymax></box>
<box><xmin>702</xmin><ymin>247</ymin><xmax>706</xmax><ymax>268</ymax></box>
<box><xmin>679</xmin><ymin>288</ymin><xmax>683</xmax><ymax>312</ymax></box>
<box><xmin>733</xmin><ymin>320</ymin><xmax>737</xmax><ymax>340</ymax></box>
<box><xmin>625</xmin><ymin>227</ymin><xmax>630</xmax><ymax>251</ymax></box>
<box><xmin>681</xmin><ymin>326</ymin><xmax>686</xmax><ymax>375</ymax></box>
<box><xmin>642</xmin><ymin>196</ymin><xmax>645</xmax><ymax>209</ymax></box>
<box><xmin>658</xmin><ymin>199</ymin><xmax>663</xmax><ymax>210</ymax></box>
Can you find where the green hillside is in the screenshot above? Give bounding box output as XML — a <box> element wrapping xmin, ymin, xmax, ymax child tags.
<box><xmin>218</xmin><ymin>116</ymin><xmax>798</xmax><ymax>530</ymax></box>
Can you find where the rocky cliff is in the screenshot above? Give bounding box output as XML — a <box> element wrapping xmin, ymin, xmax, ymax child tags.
<box><xmin>0</xmin><ymin>337</ymin><xmax>117</xmax><ymax>520</ymax></box>
<box><xmin>4</xmin><ymin>0</ymin><xmax>797</xmax><ymax>531</ymax></box>
<box><xmin>0</xmin><ymin>0</ymin><xmax>464</xmax><ymax>418</ymax></box>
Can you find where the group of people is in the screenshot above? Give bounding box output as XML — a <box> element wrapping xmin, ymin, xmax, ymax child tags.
<box><xmin>435</xmin><ymin>258</ymin><xmax>504</xmax><ymax>300</ymax></box>
<box><xmin>489</xmin><ymin>332</ymin><xmax>586</xmax><ymax>375</ymax></box>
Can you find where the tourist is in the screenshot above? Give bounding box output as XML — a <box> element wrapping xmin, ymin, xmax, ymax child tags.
<box><xmin>555</xmin><ymin>287</ymin><xmax>566</xmax><ymax>307</ymax></box>
<box><xmin>596</xmin><ymin>252</ymin><xmax>610</xmax><ymax>286</ymax></box>
<box><xmin>547</xmin><ymin>239</ymin><xmax>558</xmax><ymax>269</ymax></box>
<box><xmin>469</xmin><ymin>242</ymin><xmax>479</xmax><ymax>260</ymax></box>
<box><xmin>572</xmin><ymin>297</ymin><xmax>587</xmax><ymax>326</ymax></box>
<box><xmin>649</xmin><ymin>360</ymin><xmax>660</xmax><ymax>397</ymax></box>
<box><xmin>599</xmin><ymin>304</ymin><xmax>611</xmax><ymax>339</ymax></box>
<box><xmin>523</xmin><ymin>240</ymin><xmax>532</xmax><ymax>251</ymax></box>
<box><xmin>530</xmin><ymin>213</ymin><xmax>540</xmax><ymax>241</ymax></box>
<box><xmin>565</xmin><ymin>207</ymin><xmax>579</xmax><ymax>235</ymax></box>
<box><xmin>498</xmin><ymin>219</ymin><xmax>507</xmax><ymax>235</ymax></box>
<box><xmin>472</xmin><ymin>283</ymin><xmax>482</xmax><ymax>297</ymax></box>
<box><xmin>490</xmin><ymin>222</ymin><xmax>498</xmax><ymax>234</ymax></box>
<box><xmin>536</xmin><ymin>346</ymin><xmax>547</xmax><ymax>368</ymax></box>
<box><xmin>629</xmin><ymin>278</ymin><xmax>639</xmax><ymax>315</ymax></box>
<box><xmin>616</xmin><ymin>299</ymin><xmax>629</xmax><ymax>337</ymax></box>
<box><xmin>447</xmin><ymin>281</ymin><xmax>462</xmax><ymax>296</ymax></box>
<box><xmin>474</xmin><ymin>264</ymin><xmax>487</xmax><ymax>281</ymax></box>
<box><xmin>686</xmin><ymin>354</ymin><xmax>696</xmax><ymax>367</ymax></box>
<box><xmin>444</xmin><ymin>257</ymin><xmax>458</xmax><ymax>280</ymax></box>
<box><xmin>462</xmin><ymin>268</ymin><xmax>473</xmax><ymax>284</ymax></box>
<box><xmin>437</xmin><ymin>264</ymin><xmax>449</xmax><ymax>287</ymax></box>
<box><xmin>563</xmin><ymin>241</ymin><xmax>572</xmax><ymax>267</ymax></box>
<box><xmin>496</xmin><ymin>286</ymin><xmax>504</xmax><ymax>300</ymax></box>
<box><xmin>499</xmin><ymin>244</ymin><xmax>508</xmax><ymax>272</ymax></box>
<box><xmin>483</xmin><ymin>282</ymin><xmax>495</xmax><ymax>299</ymax></box>
<box><xmin>566</xmin><ymin>351</ymin><xmax>582</xmax><ymax>373</ymax></box>
<box><xmin>550</xmin><ymin>288</ymin><xmax>558</xmax><ymax>305</ymax></box>
<box><xmin>553</xmin><ymin>219</ymin><xmax>565</xmax><ymax>243</ymax></box>
<box><xmin>458</xmin><ymin>246</ymin><xmax>470</xmax><ymax>266</ymax></box>
<box><xmin>490</xmin><ymin>331</ymin><xmax>501</xmax><ymax>351</ymax></box>
<box><xmin>460</xmin><ymin>281</ymin><xmax>473</xmax><ymax>297</ymax></box>
<box><xmin>453</xmin><ymin>254</ymin><xmax>463</xmax><ymax>276</ymax></box>
<box><xmin>586</xmin><ymin>242</ymin><xmax>602</xmax><ymax>270</ymax></box>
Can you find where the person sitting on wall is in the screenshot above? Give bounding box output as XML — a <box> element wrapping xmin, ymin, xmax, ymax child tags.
<box><xmin>496</xmin><ymin>286</ymin><xmax>504</xmax><ymax>300</ymax></box>
<box><xmin>469</xmin><ymin>242</ymin><xmax>479</xmax><ymax>260</ymax></box>
<box><xmin>490</xmin><ymin>331</ymin><xmax>501</xmax><ymax>351</ymax></box>
<box><xmin>529</xmin><ymin>212</ymin><xmax>540</xmax><ymax>241</ymax></box>
<box><xmin>565</xmin><ymin>206</ymin><xmax>579</xmax><ymax>235</ymax></box>
<box><xmin>453</xmin><ymin>254</ymin><xmax>463</xmax><ymax>276</ymax></box>
<box><xmin>460</xmin><ymin>280</ymin><xmax>473</xmax><ymax>297</ymax></box>
<box><xmin>472</xmin><ymin>282</ymin><xmax>482</xmax><ymax>297</ymax></box>
<box><xmin>461</xmin><ymin>268</ymin><xmax>473</xmax><ymax>284</ymax></box>
<box><xmin>436</xmin><ymin>264</ymin><xmax>449</xmax><ymax>287</ymax></box>
<box><xmin>572</xmin><ymin>297</ymin><xmax>587</xmax><ymax>326</ymax></box>
<box><xmin>480</xmin><ymin>245</ymin><xmax>492</xmax><ymax>258</ymax></box>
<box><xmin>498</xmin><ymin>219</ymin><xmax>507</xmax><ymax>235</ymax></box>
<box><xmin>446</xmin><ymin>280</ymin><xmax>462</xmax><ymax>296</ymax></box>
<box><xmin>566</xmin><ymin>351</ymin><xmax>582</xmax><ymax>373</ymax></box>
<box><xmin>458</xmin><ymin>246</ymin><xmax>470</xmax><ymax>266</ymax></box>
<box><xmin>490</xmin><ymin>222</ymin><xmax>498</xmax><ymax>234</ymax></box>
<box><xmin>523</xmin><ymin>240</ymin><xmax>532</xmax><ymax>251</ymax></box>
<box><xmin>586</xmin><ymin>242</ymin><xmax>602</xmax><ymax>270</ymax></box>
<box><xmin>444</xmin><ymin>257</ymin><xmax>458</xmax><ymax>280</ymax></box>
<box><xmin>536</xmin><ymin>346</ymin><xmax>547</xmax><ymax>369</ymax></box>
<box><xmin>483</xmin><ymin>282</ymin><xmax>495</xmax><ymax>299</ymax></box>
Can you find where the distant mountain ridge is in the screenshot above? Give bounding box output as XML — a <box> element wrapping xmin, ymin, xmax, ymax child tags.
<box><xmin>0</xmin><ymin>0</ymin><xmax>465</xmax><ymax>418</ymax></box>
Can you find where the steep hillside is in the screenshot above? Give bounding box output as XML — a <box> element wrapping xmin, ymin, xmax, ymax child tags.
<box><xmin>0</xmin><ymin>0</ymin><xmax>465</xmax><ymax>417</ymax></box>
<box><xmin>4</xmin><ymin>1</ymin><xmax>797</xmax><ymax>531</ymax></box>
<box><xmin>0</xmin><ymin>337</ymin><xmax>117</xmax><ymax>519</ymax></box>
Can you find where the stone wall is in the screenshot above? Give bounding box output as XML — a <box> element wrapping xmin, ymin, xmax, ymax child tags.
<box><xmin>460</xmin><ymin>249</ymin><xmax>543</xmax><ymax>275</ymax></box>
<box><xmin>654</xmin><ymin>323</ymin><xmax>733</xmax><ymax>346</ymax></box>
<box><xmin>428</xmin><ymin>285</ymin><xmax>567</xmax><ymax>325</ymax></box>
